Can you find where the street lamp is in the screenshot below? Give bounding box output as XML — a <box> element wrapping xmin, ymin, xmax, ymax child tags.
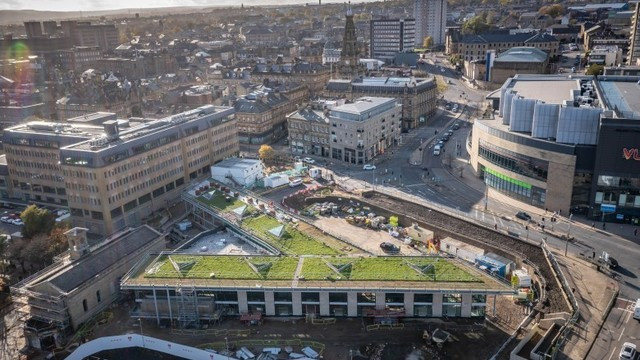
<box><xmin>565</xmin><ymin>214</ymin><xmax>574</xmax><ymax>256</ymax></box>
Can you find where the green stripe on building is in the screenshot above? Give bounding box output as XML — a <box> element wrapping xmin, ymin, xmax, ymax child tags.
<box><xmin>483</xmin><ymin>166</ymin><xmax>532</xmax><ymax>190</ymax></box>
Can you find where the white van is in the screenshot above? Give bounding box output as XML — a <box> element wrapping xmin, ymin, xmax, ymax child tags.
<box><xmin>289</xmin><ymin>178</ymin><xmax>303</xmax><ymax>187</ymax></box>
<box><xmin>634</xmin><ymin>298</ymin><xmax>640</xmax><ymax>320</ymax></box>
<box><xmin>433</xmin><ymin>145</ymin><xmax>442</xmax><ymax>156</ymax></box>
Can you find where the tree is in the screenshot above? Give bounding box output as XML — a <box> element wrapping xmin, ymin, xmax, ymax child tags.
<box><xmin>20</xmin><ymin>205</ymin><xmax>55</xmax><ymax>239</ymax></box>
<box><xmin>389</xmin><ymin>216</ymin><xmax>399</xmax><ymax>227</ymax></box>
<box><xmin>539</xmin><ymin>4</ymin><xmax>564</xmax><ymax>18</ymax></box>
<box><xmin>422</xmin><ymin>36</ymin><xmax>433</xmax><ymax>49</ymax></box>
<box><xmin>462</xmin><ymin>15</ymin><xmax>490</xmax><ymax>35</ymax></box>
<box><xmin>586</xmin><ymin>64</ymin><xmax>604</xmax><ymax>76</ymax></box>
<box><xmin>258</xmin><ymin>144</ymin><xmax>276</xmax><ymax>164</ymax></box>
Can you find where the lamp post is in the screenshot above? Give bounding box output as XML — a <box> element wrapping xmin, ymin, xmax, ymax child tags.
<box><xmin>565</xmin><ymin>214</ymin><xmax>574</xmax><ymax>256</ymax></box>
<box><xmin>138</xmin><ymin>318</ymin><xmax>146</xmax><ymax>348</ymax></box>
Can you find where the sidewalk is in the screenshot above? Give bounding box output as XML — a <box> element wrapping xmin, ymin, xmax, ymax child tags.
<box><xmin>553</xmin><ymin>253</ymin><xmax>618</xmax><ymax>360</ymax></box>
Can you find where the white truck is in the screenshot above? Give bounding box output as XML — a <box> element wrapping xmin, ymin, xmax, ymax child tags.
<box><xmin>634</xmin><ymin>298</ymin><xmax>640</xmax><ymax>320</ymax></box>
<box><xmin>433</xmin><ymin>144</ymin><xmax>442</xmax><ymax>156</ymax></box>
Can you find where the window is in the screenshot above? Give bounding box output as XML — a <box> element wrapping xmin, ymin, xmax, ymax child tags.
<box><xmin>247</xmin><ymin>291</ymin><xmax>265</xmax><ymax>303</ymax></box>
<box><xmin>82</xmin><ymin>299</ymin><xmax>88</xmax><ymax>312</ymax></box>
<box><xmin>329</xmin><ymin>292</ymin><xmax>348</xmax><ymax>303</ymax></box>
<box><xmin>274</xmin><ymin>292</ymin><xmax>292</xmax><ymax>302</ymax></box>
<box><xmin>96</xmin><ymin>290</ymin><xmax>101</xmax><ymax>303</ymax></box>
<box><xmin>414</xmin><ymin>294</ymin><xmax>433</xmax><ymax>303</ymax></box>
<box><xmin>301</xmin><ymin>292</ymin><xmax>319</xmax><ymax>303</ymax></box>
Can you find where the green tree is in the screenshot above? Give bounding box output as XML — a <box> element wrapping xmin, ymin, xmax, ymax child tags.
<box><xmin>586</xmin><ymin>64</ymin><xmax>604</xmax><ymax>76</ymax></box>
<box><xmin>389</xmin><ymin>215</ymin><xmax>399</xmax><ymax>227</ymax></box>
<box><xmin>20</xmin><ymin>205</ymin><xmax>55</xmax><ymax>239</ymax></box>
<box><xmin>462</xmin><ymin>15</ymin><xmax>490</xmax><ymax>35</ymax></box>
<box><xmin>422</xmin><ymin>36</ymin><xmax>433</xmax><ymax>49</ymax></box>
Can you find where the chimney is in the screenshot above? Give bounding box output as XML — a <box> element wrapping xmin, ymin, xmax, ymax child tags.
<box><xmin>65</xmin><ymin>227</ymin><xmax>90</xmax><ymax>261</ymax></box>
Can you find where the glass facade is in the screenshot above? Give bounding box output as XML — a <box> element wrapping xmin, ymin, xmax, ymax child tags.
<box><xmin>594</xmin><ymin>175</ymin><xmax>640</xmax><ymax>222</ymax></box>
<box><xmin>482</xmin><ymin>166</ymin><xmax>546</xmax><ymax>207</ymax></box>
<box><xmin>479</xmin><ymin>140</ymin><xmax>549</xmax><ymax>181</ymax></box>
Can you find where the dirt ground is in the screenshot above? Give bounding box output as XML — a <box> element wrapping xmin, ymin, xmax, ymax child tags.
<box><xmin>311</xmin><ymin>216</ymin><xmax>423</xmax><ymax>256</ymax></box>
<box><xmin>84</xmin><ymin>302</ymin><xmax>511</xmax><ymax>360</ymax></box>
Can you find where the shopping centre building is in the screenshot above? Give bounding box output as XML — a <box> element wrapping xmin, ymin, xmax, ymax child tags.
<box><xmin>470</xmin><ymin>74</ymin><xmax>640</xmax><ymax>222</ymax></box>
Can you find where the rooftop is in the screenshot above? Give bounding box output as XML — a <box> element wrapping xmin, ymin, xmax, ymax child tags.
<box><xmin>22</xmin><ymin>226</ymin><xmax>162</xmax><ymax>297</ymax></box>
<box><xmin>494</xmin><ymin>47</ymin><xmax>548</xmax><ymax>63</ymax></box>
<box><xmin>212</xmin><ymin>158</ymin><xmax>262</xmax><ymax>170</ymax></box>
<box><xmin>597</xmin><ymin>76</ymin><xmax>640</xmax><ymax>119</ymax></box>
<box><xmin>331</xmin><ymin>97</ymin><xmax>396</xmax><ymax>115</ymax></box>
<box><xmin>123</xmin><ymin>253</ymin><xmax>513</xmax><ymax>293</ymax></box>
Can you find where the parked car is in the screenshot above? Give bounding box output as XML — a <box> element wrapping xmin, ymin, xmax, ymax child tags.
<box><xmin>446</xmin><ymin>130</ymin><xmax>453</xmax><ymax>136</ymax></box>
<box><xmin>0</xmin><ymin>216</ymin><xmax>10</xmax><ymax>223</ymax></box>
<box><xmin>515</xmin><ymin>212</ymin><xmax>532</xmax><ymax>221</ymax></box>
<box><xmin>288</xmin><ymin>178</ymin><xmax>303</xmax><ymax>187</ymax></box>
<box><xmin>380</xmin><ymin>242</ymin><xmax>400</xmax><ymax>253</ymax></box>
<box><xmin>619</xmin><ymin>342</ymin><xmax>636</xmax><ymax>360</ymax></box>
<box><xmin>452</xmin><ymin>123</ymin><xmax>460</xmax><ymax>130</ymax></box>
<box><xmin>11</xmin><ymin>219</ymin><xmax>23</xmax><ymax>226</ymax></box>
<box><xmin>363</xmin><ymin>164</ymin><xmax>376</xmax><ymax>170</ymax></box>
<box><xmin>441</xmin><ymin>135</ymin><xmax>450</xmax><ymax>142</ymax></box>
<box><xmin>445</xmin><ymin>103</ymin><xmax>452</xmax><ymax>110</ymax></box>
<box><xmin>302</xmin><ymin>157</ymin><xmax>315</xmax><ymax>164</ymax></box>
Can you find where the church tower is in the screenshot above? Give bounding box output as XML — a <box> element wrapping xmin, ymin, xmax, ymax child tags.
<box><xmin>341</xmin><ymin>2</ymin><xmax>359</xmax><ymax>67</ymax></box>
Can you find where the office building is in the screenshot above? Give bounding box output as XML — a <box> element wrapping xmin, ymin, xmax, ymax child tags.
<box><xmin>447</xmin><ymin>32</ymin><xmax>560</xmax><ymax>62</ymax></box>
<box><xmin>370</xmin><ymin>18</ymin><xmax>416</xmax><ymax>62</ymax></box>
<box><xmin>59</xmin><ymin>21</ymin><xmax>119</xmax><ymax>50</ymax></box>
<box><xmin>2</xmin><ymin>106</ymin><xmax>239</xmax><ymax>235</ymax></box>
<box><xmin>24</xmin><ymin>21</ymin><xmax>43</xmax><ymax>38</ymax></box>
<box><xmin>324</xmin><ymin>76</ymin><xmax>437</xmax><ymax>129</ymax></box>
<box><xmin>287</xmin><ymin>99</ymin><xmax>346</xmax><ymax>157</ymax></box>
<box><xmin>57</xmin><ymin>46</ymin><xmax>102</xmax><ymax>71</ymax></box>
<box><xmin>471</xmin><ymin>74</ymin><xmax>640</xmax><ymax>222</ymax></box>
<box><xmin>11</xmin><ymin>226</ymin><xmax>164</xmax><ymax>350</ymax></box>
<box><xmin>329</xmin><ymin>97</ymin><xmax>402</xmax><ymax>164</ymax></box>
<box><xmin>414</xmin><ymin>0</ymin><xmax>447</xmax><ymax>46</ymax></box>
<box><xmin>629</xmin><ymin>3</ymin><xmax>640</xmax><ymax>65</ymax></box>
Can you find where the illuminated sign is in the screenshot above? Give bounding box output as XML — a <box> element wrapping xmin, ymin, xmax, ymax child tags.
<box><xmin>623</xmin><ymin>148</ymin><xmax>640</xmax><ymax>160</ymax></box>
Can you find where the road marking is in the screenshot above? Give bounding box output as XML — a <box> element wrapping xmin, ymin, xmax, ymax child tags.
<box><xmin>482</xmin><ymin>212</ymin><xmax>485</xmax><ymax>222</ymax></box>
<box><xmin>498</xmin><ymin>218</ymin><xmax>504</xmax><ymax>227</ymax></box>
<box><xmin>474</xmin><ymin>209</ymin><xmax>478</xmax><ymax>219</ymax></box>
<box><xmin>492</xmin><ymin>214</ymin><xmax>497</xmax><ymax>224</ymax></box>
<box><xmin>608</xmin><ymin>347</ymin><xmax>616</xmax><ymax>360</ymax></box>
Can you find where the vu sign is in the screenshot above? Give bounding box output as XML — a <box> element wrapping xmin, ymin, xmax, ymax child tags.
<box><xmin>623</xmin><ymin>148</ymin><xmax>640</xmax><ymax>161</ymax></box>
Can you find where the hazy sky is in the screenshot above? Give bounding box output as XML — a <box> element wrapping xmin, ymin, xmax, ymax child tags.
<box><xmin>1</xmin><ymin>0</ymin><xmax>333</xmax><ymax>11</ymax></box>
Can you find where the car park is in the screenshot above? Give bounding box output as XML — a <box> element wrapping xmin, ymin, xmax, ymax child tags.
<box><xmin>363</xmin><ymin>164</ymin><xmax>376</xmax><ymax>170</ymax></box>
<box><xmin>619</xmin><ymin>342</ymin><xmax>636</xmax><ymax>360</ymax></box>
<box><xmin>515</xmin><ymin>212</ymin><xmax>532</xmax><ymax>221</ymax></box>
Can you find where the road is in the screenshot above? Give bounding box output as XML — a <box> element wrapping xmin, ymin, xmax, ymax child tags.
<box><xmin>587</xmin><ymin>297</ymin><xmax>640</xmax><ymax>360</ymax></box>
<box><xmin>300</xmin><ymin>53</ymin><xmax>640</xmax><ymax>301</ymax></box>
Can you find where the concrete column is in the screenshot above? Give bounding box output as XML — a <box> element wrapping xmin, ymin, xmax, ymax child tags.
<box><xmin>375</xmin><ymin>292</ymin><xmax>386</xmax><ymax>311</ymax></box>
<box><xmin>264</xmin><ymin>291</ymin><xmax>275</xmax><ymax>316</ymax></box>
<box><xmin>347</xmin><ymin>292</ymin><xmax>358</xmax><ymax>317</ymax></box>
<box><xmin>319</xmin><ymin>292</ymin><xmax>330</xmax><ymax>316</ymax></box>
<box><xmin>461</xmin><ymin>293</ymin><xmax>472</xmax><ymax>318</ymax></box>
<box><xmin>237</xmin><ymin>290</ymin><xmax>248</xmax><ymax>314</ymax></box>
<box><xmin>404</xmin><ymin>292</ymin><xmax>414</xmax><ymax>317</ymax></box>
<box><xmin>166</xmin><ymin>289</ymin><xmax>173</xmax><ymax>321</ymax></box>
<box><xmin>152</xmin><ymin>286</ymin><xmax>160</xmax><ymax>325</ymax></box>
<box><xmin>292</xmin><ymin>292</ymin><xmax>302</xmax><ymax>316</ymax></box>
<box><xmin>432</xmin><ymin>293</ymin><xmax>443</xmax><ymax>317</ymax></box>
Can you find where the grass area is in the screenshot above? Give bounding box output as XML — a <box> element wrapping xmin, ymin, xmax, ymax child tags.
<box><xmin>143</xmin><ymin>255</ymin><xmax>479</xmax><ymax>283</ymax></box>
<box><xmin>242</xmin><ymin>215</ymin><xmax>340</xmax><ymax>255</ymax></box>
<box><xmin>249</xmin><ymin>256</ymin><xmax>299</xmax><ymax>280</ymax></box>
<box><xmin>146</xmin><ymin>255</ymin><xmax>261</xmax><ymax>279</ymax></box>
<box><xmin>197</xmin><ymin>190</ymin><xmax>245</xmax><ymax>212</ymax></box>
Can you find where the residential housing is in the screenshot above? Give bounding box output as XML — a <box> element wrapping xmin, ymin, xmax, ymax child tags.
<box><xmin>414</xmin><ymin>0</ymin><xmax>447</xmax><ymax>45</ymax></box>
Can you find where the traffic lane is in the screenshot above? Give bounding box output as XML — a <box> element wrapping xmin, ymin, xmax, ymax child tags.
<box><xmin>587</xmin><ymin>297</ymin><xmax>640</xmax><ymax>360</ymax></box>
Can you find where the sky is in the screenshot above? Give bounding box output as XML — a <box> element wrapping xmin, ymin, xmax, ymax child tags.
<box><xmin>0</xmin><ymin>0</ymin><xmax>336</xmax><ymax>12</ymax></box>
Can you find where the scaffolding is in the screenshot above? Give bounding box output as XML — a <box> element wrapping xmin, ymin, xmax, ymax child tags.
<box><xmin>176</xmin><ymin>286</ymin><xmax>199</xmax><ymax>329</ymax></box>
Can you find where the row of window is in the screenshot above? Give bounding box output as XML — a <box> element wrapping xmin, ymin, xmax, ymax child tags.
<box><xmin>478</xmin><ymin>141</ymin><xmax>549</xmax><ymax>182</ymax></box>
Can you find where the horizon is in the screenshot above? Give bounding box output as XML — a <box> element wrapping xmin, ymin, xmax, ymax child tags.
<box><xmin>0</xmin><ymin>0</ymin><xmax>368</xmax><ymax>12</ymax></box>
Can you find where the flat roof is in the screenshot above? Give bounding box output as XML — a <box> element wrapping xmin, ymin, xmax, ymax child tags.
<box><xmin>212</xmin><ymin>158</ymin><xmax>262</xmax><ymax>169</ymax></box>
<box><xmin>510</xmin><ymin>79</ymin><xmax>580</xmax><ymax>105</ymax></box>
<box><xmin>332</xmin><ymin>97</ymin><xmax>396</xmax><ymax>115</ymax></box>
<box><xmin>122</xmin><ymin>253</ymin><xmax>514</xmax><ymax>293</ymax></box>
<box><xmin>598</xmin><ymin>78</ymin><xmax>640</xmax><ymax>119</ymax></box>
